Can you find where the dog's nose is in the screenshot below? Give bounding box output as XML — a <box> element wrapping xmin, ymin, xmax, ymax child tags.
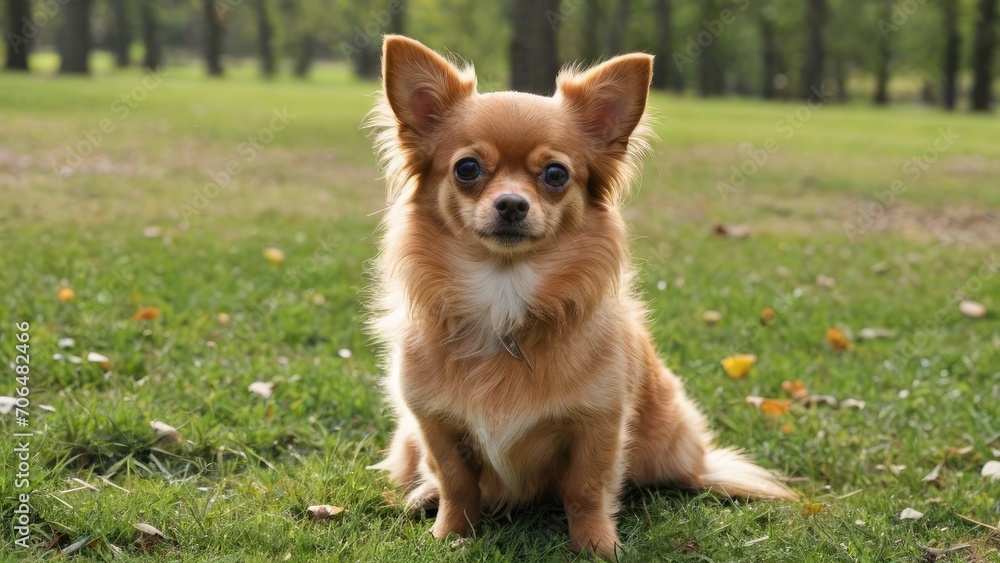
<box><xmin>494</xmin><ymin>194</ymin><xmax>529</xmax><ymax>222</ymax></box>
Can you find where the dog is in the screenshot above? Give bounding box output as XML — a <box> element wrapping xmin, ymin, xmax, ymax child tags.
<box><xmin>367</xmin><ymin>35</ymin><xmax>796</xmax><ymax>560</ymax></box>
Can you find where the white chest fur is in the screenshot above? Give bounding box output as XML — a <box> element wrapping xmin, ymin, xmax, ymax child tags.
<box><xmin>458</xmin><ymin>260</ymin><xmax>538</xmax><ymax>338</ymax></box>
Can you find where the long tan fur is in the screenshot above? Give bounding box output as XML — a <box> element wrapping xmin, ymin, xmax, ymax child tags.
<box><xmin>367</xmin><ymin>35</ymin><xmax>796</xmax><ymax>560</ymax></box>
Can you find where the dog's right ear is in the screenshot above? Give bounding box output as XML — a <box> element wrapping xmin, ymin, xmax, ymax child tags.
<box><xmin>382</xmin><ymin>35</ymin><xmax>476</xmax><ymax>135</ymax></box>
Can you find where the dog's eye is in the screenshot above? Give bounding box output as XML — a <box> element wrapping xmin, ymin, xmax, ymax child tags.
<box><xmin>542</xmin><ymin>164</ymin><xmax>569</xmax><ymax>189</ymax></box>
<box><xmin>454</xmin><ymin>158</ymin><xmax>483</xmax><ymax>182</ymax></box>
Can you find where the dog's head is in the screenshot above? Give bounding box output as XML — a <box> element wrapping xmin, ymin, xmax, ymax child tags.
<box><xmin>376</xmin><ymin>36</ymin><xmax>652</xmax><ymax>257</ymax></box>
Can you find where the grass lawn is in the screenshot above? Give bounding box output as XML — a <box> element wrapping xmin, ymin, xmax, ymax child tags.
<box><xmin>1</xmin><ymin>59</ymin><xmax>998</xmax><ymax>561</ymax></box>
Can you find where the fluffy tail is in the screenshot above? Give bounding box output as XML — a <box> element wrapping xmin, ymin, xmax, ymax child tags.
<box><xmin>700</xmin><ymin>446</ymin><xmax>798</xmax><ymax>501</ymax></box>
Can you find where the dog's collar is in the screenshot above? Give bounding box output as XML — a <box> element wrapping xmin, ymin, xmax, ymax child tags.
<box><xmin>500</xmin><ymin>332</ymin><xmax>532</xmax><ymax>373</ymax></box>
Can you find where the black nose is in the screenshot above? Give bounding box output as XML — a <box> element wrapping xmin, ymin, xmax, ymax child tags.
<box><xmin>494</xmin><ymin>193</ymin><xmax>530</xmax><ymax>222</ymax></box>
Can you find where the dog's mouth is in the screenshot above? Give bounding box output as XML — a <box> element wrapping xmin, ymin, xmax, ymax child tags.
<box><xmin>475</xmin><ymin>225</ymin><xmax>539</xmax><ymax>247</ymax></box>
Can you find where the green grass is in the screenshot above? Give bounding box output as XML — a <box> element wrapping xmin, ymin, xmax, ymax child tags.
<box><xmin>1</xmin><ymin>59</ymin><xmax>998</xmax><ymax>561</ymax></box>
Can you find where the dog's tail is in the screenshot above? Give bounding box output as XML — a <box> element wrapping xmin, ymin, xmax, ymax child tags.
<box><xmin>699</xmin><ymin>445</ymin><xmax>798</xmax><ymax>501</ymax></box>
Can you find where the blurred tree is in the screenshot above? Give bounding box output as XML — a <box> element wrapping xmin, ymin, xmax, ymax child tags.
<box><xmin>509</xmin><ymin>0</ymin><xmax>559</xmax><ymax>94</ymax></box>
<box><xmin>582</xmin><ymin>0</ymin><xmax>605</xmax><ymax>63</ymax></box>
<box><xmin>758</xmin><ymin>1</ymin><xmax>780</xmax><ymax>99</ymax></box>
<box><xmin>59</xmin><ymin>0</ymin><xmax>92</xmax><ymax>74</ymax></box>
<box><xmin>799</xmin><ymin>0</ymin><xmax>825</xmax><ymax>100</ymax></box>
<box><xmin>4</xmin><ymin>0</ymin><xmax>31</xmax><ymax>71</ymax></box>
<box><xmin>141</xmin><ymin>0</ymin><xmax>163</xmax><ymax>71</ymax></box>
<box><xmin>942</xmin><ymin>0</ymin><xmax>961</xmax><ymax>110</ymax></box>
<box><xmin>255</xmin><ymin>0</ymin><xmax>276</xmax><ymax>77</ymax></box>
<box><xmin>652</xmin><ymin>0</ymin><xmax>683</xmax><ymax>92</ymax></box>
<box><xmin>697</xmin><ymin>0</ymin><xmax>724</xmax><ymax>96</ymax></box>
<box><xmin>970</xmin><ymin>0</ymin><xmax>997</xmax><ymax>111</ymax></box>
<box><xmin>605</xmin><ymin>0</ymin><xmax>630</xmax><ymax>54</ymax></box>
<box><xmin>110</xmin><ymin>0</ymin><xmax>131</xmax><ymax>67</ymax></box>
<box><xmin>204</xmin><ymin>0</ymin><xmax>226</xmax><ymax>76</ymax></box>
<box><xmin>872</xmin><ymin>0</ymin><xmax>891</xmax><ymax>104</ymax></box>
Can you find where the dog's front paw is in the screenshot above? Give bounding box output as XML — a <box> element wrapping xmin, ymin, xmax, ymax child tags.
<box><xmin>568</xmin><ymin>517</ymin><xmax>621</xmax><ymax>561</ymax></box>
<box><xmin>405</xmin><ymin>482</ymin><xmax>440</xmax><ymax>511</ymax></box>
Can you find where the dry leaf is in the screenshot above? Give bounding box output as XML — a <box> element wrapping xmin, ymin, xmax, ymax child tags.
<box><xmin>945</xmin><ymin>445</ymin><xmax>974</xmax><ymax>456</ymax></box>
<box><xmin>132</xmin><ymin>307</ymin><xmax>160</xmax><ymax>321</ymax></box>
<box><xmin>713</xmin><ymin>224</ymin><xmax>751</xmax><ymax>239</ymax></box>
<box><xmin>38</xmin><ymin>404</ymin><xmax>56</xmax><ymax>413</ymax></box>
<box><xmin>759</xmin><ymin>399</ymin><xmax>792</xmax><ymax>417</ymax></box>
<box><xmin>150</xmin><ymin>420</ymin><xmax>180</xmax><ymax>439</ymax></box>
<box><xmin>782</xmin><ymin>380</ymin><xmax>809</xmax><ymax>402</ymax></box>
<box><xmin>816</xmin><ymin>275</ymin><xmax>836</xmax><ymax>288</ymax></box>
<box><xmin>959</xmin><ymin>300</ymin><xmax>987</xmax><ymax>318</ymax></box>
<box><xmin>841</xmin><ymin>398</ymin><xmax>866</xmax><ymax>410</ymax></box>
<box><xmin>826</xmin><ymin>328</ymin><xmax>851</xmax><ymax>350</ymax></box>
<box><xmin>264</xmin><ymin>247</ymin><xmax>285</xmax><ymax>264</ymax></box>
<box><xmin>876</xmin><ymin>463</ymin><xmax>907</xmax><ymax>475</ymax></box>
<box><xmin>760</xmin><ymin>308</ymin><xmax>776</xmax><ymax>325</ymax></box>
<box><xmin>307</xmin><ymin>505</ymin><xmax>345</xmax><ymax>519</ymax></box>
<box><xmin>58</xmin><ymin>287</ymin><xmax>75</xmax><ymax>302</ymax></box>
<box><xmin>248</xmin><ymin>381</ymin><xmax>274</xmax><ymax>399</ymax></box>
<box><xmin>58</xmin><ymin>338</ymin><xmax>75</xmax><ymax>349</ymax></box>
<box><xmin>703</xmin><ymin>310</ymin><xmax>723</xmax><ymax>325</ymax></box>
<box><xmin>132</xmin><ymin>523</ymin><xmax>164</xmax><ymax>538</ymax></box>
<box><xmin>899</xmin><ymin>508</ymin><xmax>924</xmax><ymax>520</ymax></box>
<box><xmin>806</xmin><ymin>394</ymin><xmax>839</xmax><ymax>407</ymax></box>
<box><xmin>142</xmin><ymin>226</ymin><xmax>161</xmax><ymax>238</ymax></box>
<box><xmin>921</xmin><ymin>462</ymin><xmax>944</xmax><ymax>483</ymax></box>
<box><xmin>217</xmin><ymin>312</ymin><xmax>230</xmax><ymax>325</ymax></box>
<box><xmin>721</xmin><ymin>354</ymin><xmax>757</xmax><ymax>379</ymax></box>
<box><xmin>982</xmin><ymin>460</ymin><xmax>1000</xmax><ymax>481</ymax></box>
<box><xmin>87</xmin><ymin>352</ymin><xmax>111</xmax><ymax>372</ymax></box>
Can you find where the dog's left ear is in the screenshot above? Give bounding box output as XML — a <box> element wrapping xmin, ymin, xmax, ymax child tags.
<box><xmin>382</xmin><ymin>35</ymin><xmax>476</xmax><ymax>135</ymax></box>
<box><xmin>557</xmin><ymin>54</ymin><xmax>653</xmax><ymax>148</ymax></box>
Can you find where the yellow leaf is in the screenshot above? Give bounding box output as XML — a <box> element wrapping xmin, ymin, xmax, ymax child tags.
<box><xmin>803</xmin><ymin>503</ymin><xmax>824</xmax><ymax>516</ymax></box>
<box><xmin>759</xmin><ymin>398</ymin><xmax>792</xmax><ymax>417</ymax></box>
<box><xmin>132</xmin><ymin>307</ymin><xmax>160</xmax><ymax>321</ymax></box>
<box><xmin>721</xmin><ymin>354</ymin><xmax>757</xmax><ymax>379</ymax></box>
<box><xmin>781</xmin><ymin>422</ymin><xmax>795</xmax><ymax>434</ymax></box>
<box><xmin>760</xmin><ymin>308</ymin><xmax>776</xmax><ymax>325</ymax></box>
<box><xmin>826</xmin><ymin>328</ymin><xmax>851</xmax><ymax>350</ymax></box>
<box><xmin>264</xmin><ymin>247</ymin><xmax>285</xmax><ymax>264</ymax></box>
<box><xmin>57</xmin><ymin>287</ymin><xmax>75</xmax><ymax>302</ymax></box>
<box><xmin>781</xmin><ymin>380</ymin><xmax>809</xmax><ymax>401</ymax></box>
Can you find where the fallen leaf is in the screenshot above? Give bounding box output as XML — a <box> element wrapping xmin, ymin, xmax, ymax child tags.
<box><xmin>312</xmin><ymin>294</ymin><xmax>326</xmax><ymax>305</ymax></box>
<box><xmin>264</xmin><ymin>247</ymin><xmax>285</xmax><ymax>264</ymax></box>
<box><xmin>945</xmin><ymin>445</ymin><xmax>974</xmax><ymax>456</ymax></box>
<box><xmin>805</xmin><ymin>394</ymin><xmax>839</xmax><ymax>407</ymax></box>
<box><xmin>826</xmin><ymin>328</ymin><xmax>851</xmax><ymax>350</ymax></box>
<box><xmin>713</xmin><ymin>223</ymin><xmax>751</xmax><ymax>239</ymax></box>
<box><xmin>816</xmin><ymin>275</ymin><xmax>836</xmax><ymax>288</ymax></box>
<box><xmin>759</xmin><ymin>399</ymin><xmax>792</xmax><ymax>417</ymax></box>
<box><xmin>217</xmin><ymin>312</ymin><xmax>230</xmax><ymax>325</ymax></box>
<box><xmin>307</xmin><ymin>505</ymin><xmax>345</xmax><ymax>519</ymax></box>
<box><xmin>982</xmin><ymin>460</ymin><xmax>1000</xmax><ymax>481</ymax></box>
<box><xmin>38</xmin><ymin>404</ymin><xmax>56</xmax><ymax>413</ymax></box>
<box><xmin>58</xmin><ymin>286</ymin><xmax>75</xmax><ymax>302</ymax></box>
<box><xmin>959</xmin><ymin>299</ymin><xmax>986</xmax><ymax>318</ymax></box>
<box><xmin>87</xmin><ymin>352</ymin><xmax>111</xmax><ymax>372</ymax></box>
<box><xmin>859</xmin><ymin>327</ymin><xmax>895</xmax><ymax>340</ymax></box>
<box><xmin>132</xmin><ymin>523</ymin><xmax>164</xmax><ymax>538</ymax></box>
<box><xmin>150</xmin><ymin>420</ymin><xmax>180</xmax><ymax>440</ymax></box>
<box><xmin>58</xmin><ymin>337</ymin><xmax>75</xmax><ymax>349</ymax></box>
<box><xmin>921</xmin><ymin>461</ymin><xmax>944</xmax><ymax>483</ymax></box>
<box><xmin>876</xmin><ymin>463</ymin><xmax>907</xmax><ymax>475</ymax></box>
<box><xmin>142</xmin><ymin>226</ymin><xmax>161</xmax><ymax>238</ymax></box>
<box><xmin>703</xmin><ymin>310</ymin><xmax>723</xmax><ymax>325</ymax></box>
<box><xmin>338</xmin><ymin>348</ymin><xmax>352</xmax><ymax>359</ymax></box>
<box><xmin>780</xmin><ymin>422</ymin><xmax>795</xmax><ymax>434</ymax></box>
<box><xmin>0</xmin><ymin>396</ymin><xmax>15</xmax><ymax>414</ymax></box>
<box><xmin>132</xmin><ymin>307</ymin><xmax>160</xmax><ymax>321</ymax></box>
<box><xmin>760</xmin><ymin>308</ymin><xmax>776</xmax><ymax>325</ymax></box>
<box><xmin>673</xmin><ymin>539</ymin><xmax>699</xmax><ymax>554</ymax></box>
<box><xmin>742</xmin><ymin>535</ymin><xmax>769</xmax><ymax>547</ymax></box>
<box><xmin>781</xmin><ymin>380</ymin><xmax>809</xmax><ymax>402</ymax></box>
<box><xmin>61</xmin><ymin>535</ymin><xmax>92</xmax><ymax>555</ymax></box>
<box><xmin>899</xmin><ymin>508</ymin><xmax>924</xmax><ymax>520</ymax></box>
<box><xmin>918</xmin><ymin>543</ymin><xmax>971</xmax><ymax>557</ymax></box>
<box><xmin>721</xmin><ymin>354</ymin><xmax>757</xmax><ymax>379</ymax></box>
<box><xmin>841</xmin><ymin>398</ymin><xmax>866</xmax><ymax>410</ymax></box>
<box><xmin>248</xmin><ymin>381</ymin><xmax>275</xmax><ymax>399</ymax></box>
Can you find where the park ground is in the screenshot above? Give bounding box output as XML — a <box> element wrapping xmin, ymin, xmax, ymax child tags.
<box><xmin>0</xmin><ymin>55</ymin><xmax>999</xmax><ymax>560</ymax></box>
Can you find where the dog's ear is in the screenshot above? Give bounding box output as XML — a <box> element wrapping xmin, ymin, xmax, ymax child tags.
<box><xmin>382</xmin><ymin>35</ymin><xmax>476</xmax><ymax>135</ymax></box>
<box><xmin>557</xmin><ymin>54</ymin><xmax>653</xmax><ymax>148</ymax></box>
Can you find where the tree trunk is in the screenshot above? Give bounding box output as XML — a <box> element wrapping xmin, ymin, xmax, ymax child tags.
<box><xmin>970</xmin><ymin>0</ymin><xmax>998</xmax><ymax>111</ymax></box>
<box><xmin>698</xmin><ymin>0</ymin><xmax>724</xmax><ymax>97</ymax></box>
<box><xmin>833</xmin><ymin>55</ymin><xmax>848</xmax><ymax>102</ymax></box>
<box><xmin>110</xmin><ymin>0</ymin><xmax>130</xmax><ymax>67</ymax></box>
<box><xmin>509</xmin><ymin>0</ymin><xmax>560</xmax><ymax>95</ymax></box>
<box><xmin>59</xmin><ymin>0</ymin><xmax>92</xmax><ymax>74</ymax></box>
<box><xmin>652</xmin><ymin>0</ymin><xmax>682</xmax><ymax>91</ymax></box>
<box><xmin>389</xmin><ymin>0</ymin><xmax>405</xmax><ymax>35</ymax></box>
<box><xmin>4</xmin><ymin>0</ymin><xmax>31</xmax><ymax>71</ymax></box>
<box><xmin>141</xmin><ymin>0</ymin><xmax>162</xmax><ymax>71</ymax></box>
<box><xmin>605</xmin><ymin>0</ymin><xmax>631</xmax><ymax>55</ymax></box>
<box><xmin>759</xmin><ymin>7</ymin><xmax>778</xmax><ymax>99</ymax></box>
<box><xmin>942</xmin><ymin>0</ymin><xmax>961</xmax><ymax>110</ymax></box>
<box><xmin>582</xmin><ymin>0</ymin><xmax>603</xmax><ymax>63</ymax></box>
<box><xmin>353</xmin><ymin>43</ymin><xmax>380</xmax><ymax>79</ymax></box>
<box><xmin>799</xmin><ymin>0</ymin><xmax>825</xmax><ymax>100</ymax></box>
<box><xmin>294</xmin><ymin>34</ymin><xmax>315</xmax><ymax>78</ymax></box>
<box><xmin>255</xmin><ymin>0</ymin><xmax>275</xmax><ymax>78</ymax></box>
<box><xmin>204</xmin><ymin>0</ymin><xmax>225</xmax><ymax>76</ymax></box>
<box><xmin>872</xmin><ymin>0</ymin><xmax>891</xmax><ymax>105</ymax></box>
